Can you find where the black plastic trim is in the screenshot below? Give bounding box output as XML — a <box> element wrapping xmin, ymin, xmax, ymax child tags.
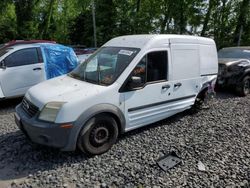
<box><xmin>201</xmin><ymin>73</ymin><xmax>217</xmax><ymax>76</ymax></box>
<box><xmin>128</xmin><ymin>95</ymin><xmax>196</xmax><ymax>112</ymax></box>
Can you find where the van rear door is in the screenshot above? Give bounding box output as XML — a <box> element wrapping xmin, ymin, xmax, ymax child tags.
<box><xmin>169</xmin><ymin>43</ymin><xmax>201</xmax><ymax>104</ymax></box>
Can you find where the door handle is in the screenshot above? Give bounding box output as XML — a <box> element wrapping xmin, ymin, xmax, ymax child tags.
<box><xmin>33</xmin><ymin>67</ymin><xmax>42</xmax><ymax>71</ymax></box>
<box><xmin>162</xmin><ymin>85</ymin><xmax>170</xmax><ymax>90</ymax></box>
<box><xmin>174</xmin><ymin>83</ymin><xmax>182</xmax><ymax>87</ymax></box>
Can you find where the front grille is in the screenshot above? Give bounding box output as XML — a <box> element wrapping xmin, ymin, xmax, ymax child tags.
<box><xmin>21</xmin><ymin>97</ymin><xmax>39</xmax><ymax>117</ymax></box>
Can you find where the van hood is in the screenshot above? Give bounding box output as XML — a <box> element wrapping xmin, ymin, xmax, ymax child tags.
<box><xmin>25</xmin><ymin>75</ymin><xmax>104</xmax><ymax>109</ymax></box>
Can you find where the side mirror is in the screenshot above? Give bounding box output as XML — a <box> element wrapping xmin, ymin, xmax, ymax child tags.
<box><xmin>0</xmin><ymin>60</ymin><xmax>6</xmax><ymax>69</ymax></box>
<box><xmin>128</xmin><ymin>76</ymin><xmax>143</xmax><ymax>89</ymax></box>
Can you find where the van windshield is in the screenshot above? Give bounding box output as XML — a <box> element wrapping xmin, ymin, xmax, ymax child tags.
<box><xmin>69</xmin><ymin>47</ymin><xmax>140</xmax><ymax>85</ymax></box>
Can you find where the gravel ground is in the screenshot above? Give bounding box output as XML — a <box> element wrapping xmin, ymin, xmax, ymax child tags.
<box><xmin>0</xmin><ymin>93</ymin><xmax>249</xmax><ymax>188</ymax></box>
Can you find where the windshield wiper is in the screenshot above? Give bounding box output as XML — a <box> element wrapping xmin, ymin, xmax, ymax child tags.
<box><xmin>68</xmin><ymin>72</ymin><xmax>82</xmax><ymax>81</ymax></box>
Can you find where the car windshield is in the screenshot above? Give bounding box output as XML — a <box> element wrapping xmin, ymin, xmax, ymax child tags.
<box><xmin>68</xmin><ymin>47</ymin><xmax>140</xmax><ymax>85</ymax></box>
<box><xmin>218</xmin><ymin>48</ymin><xmax>250</xmax><ymax>59</ymax></box>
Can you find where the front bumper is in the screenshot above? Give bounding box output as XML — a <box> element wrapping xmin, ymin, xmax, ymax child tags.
<box><xmin>15</xmin><ymin>104</ymin><xmax>73</xmax><ymax>149</ymax></box>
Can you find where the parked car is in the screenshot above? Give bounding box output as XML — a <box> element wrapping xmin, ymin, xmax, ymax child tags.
<box><xmin>15</xmin><ymin>35</ymin><xmax>218</xmax><ymax>155</ymax></box>
<box><xmin>217</xmin><ymin>47</ymin><xmax>250</xmax><ymax>96</ymax></box>
<box><xmin>0</xmin><ymin>42</ymin><xmax>78</xmax><ymax>99</ymax></box>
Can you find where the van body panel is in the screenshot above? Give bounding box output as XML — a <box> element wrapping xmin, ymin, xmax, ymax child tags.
<box><xmin>199</xmin><ymin>44</ymin><xmax>218</xmax><ymax>75</ymax></box>
<box><xmin>169</xmin><ymin>43</ymin><xmax>202</xmax><ymax>110</ymax></box>
<box><xmin>171</xmin><ymin>44</ymin><xmax>200</xmax><ymax>80</ymax></box>
<box><xmin>125</xmin><ymin>96</ymin><xmax>194</xmax><ymax>132</ymax></box>
<box><xmin>103</xmin><ymin>35</ymin><xmax>155</xmax><ymax>48</ymax></box>
<box><xmin>25</xmin><ymin>75</ymin><xmax>101</xmax><ymax>110</ymax></box>
<box><xmin>26</xmin><ymin>75</ymin><xmax>124</xmax><ymax>123</ymax></box>
<box><xmin>124</xmin><ymin>81</ymin><xmax>170</xmax><ymax>129</ymax></box>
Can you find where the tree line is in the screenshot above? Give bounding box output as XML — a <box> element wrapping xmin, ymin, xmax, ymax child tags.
<box><xmin>0</xmin><ymin>0</ymin><xmax>249</xmax><ymax>49</ymax></box>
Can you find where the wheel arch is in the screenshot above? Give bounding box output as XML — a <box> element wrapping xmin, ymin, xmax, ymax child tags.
<box><xmin>240</xmin><ymin>69</ymin><xmax>250</xmax><ymax>82</ymax></box>
<box><xmin>197</xmin><ymin>81</ymin><xmax>210</xmax><ymax>100</ymax></box>
<box><xmin>61</xmin><ymin>103</ymin><xmax>125</xmax><ymax>151</ymax></box>
<box><xmin>197</xmin><ymin>87</ymin><xmax>208</xmax><ymax>100</ymax></box>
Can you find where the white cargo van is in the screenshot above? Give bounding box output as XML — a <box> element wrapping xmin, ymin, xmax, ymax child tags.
<box><xmin>15</xmin><ymin>35</ymin><xmax>218</xmax><ymax>155</ymax></box>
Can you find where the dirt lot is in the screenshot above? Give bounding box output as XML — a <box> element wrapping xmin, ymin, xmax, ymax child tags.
<box><xmin>0</xmin><ymin>93</ymin><xmax>249</xmax><ymax>188</ymax></box>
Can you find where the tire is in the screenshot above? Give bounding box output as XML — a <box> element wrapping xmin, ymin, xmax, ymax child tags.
<box><xmin>190</xmin><ymin>89</ymin><xmax>208</xmax><ymax>113</ymax></box>
<box><xmin>237</xmin><ymin>76</ymin><xmax>250</xmax><ymax>97</ymax></box>
<box><xmin>77</xmin><ymin>114</ymin><xmax>118</xmax><ymax>156</ymax></box>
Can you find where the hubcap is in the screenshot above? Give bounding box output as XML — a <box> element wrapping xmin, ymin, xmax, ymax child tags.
<box><xmin>90</xmin><ymin>125</ymin><xmax>110</xmax><ymax>146</ymax></box>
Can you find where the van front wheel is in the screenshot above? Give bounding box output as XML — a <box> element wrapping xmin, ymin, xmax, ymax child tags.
<box><xmin>77</xmin><ymin>115</ymin><xmax>118</xmax><ymax>156</ymax></box>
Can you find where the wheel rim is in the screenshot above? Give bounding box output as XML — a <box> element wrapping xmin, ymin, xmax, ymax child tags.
<box><xmin>243</xmin><ymin>79</ymin><xmax>250</xmax><ymax>95</ymax></box>
<box><xmin>89</xmin><ymin>124</ymin><xmax>110</xmax><ymax>147</ymax></box>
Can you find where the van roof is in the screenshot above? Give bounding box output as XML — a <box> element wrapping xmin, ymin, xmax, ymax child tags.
<box><xmin>104</xmin><ymin>34</ymin><xmax>215</xmax><ymax>48</ymax></box>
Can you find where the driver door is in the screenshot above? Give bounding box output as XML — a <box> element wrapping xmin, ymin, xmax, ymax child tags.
<box><xmin>121</xmin><ymin>50</ymin><xmax>174</xmax><ymax>131</ymax></box>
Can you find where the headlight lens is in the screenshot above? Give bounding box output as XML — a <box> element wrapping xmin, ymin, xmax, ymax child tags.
<box><xmin>38</xmin><ymin>102</ymin><xmax>65</xmax><ymax>122</ymax></box>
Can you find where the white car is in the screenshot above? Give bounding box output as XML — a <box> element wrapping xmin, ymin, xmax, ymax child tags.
<box><xmin>15</xmin><ymin>35</ymin><xmax>218</xmax><ymax>155</ymax></box>
<box><xmin>0</xmin><ymin>43</ymin><xmax>78</xmax><ymax>99</ymax></box>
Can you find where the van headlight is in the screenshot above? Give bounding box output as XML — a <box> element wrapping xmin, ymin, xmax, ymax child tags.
<box><xmin>38</xmin><ymin>102</ymin><xmax>65</xmax><ymax>122</ymax></box>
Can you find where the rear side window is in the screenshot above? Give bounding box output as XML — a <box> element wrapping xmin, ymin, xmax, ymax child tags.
<box><xmin>4</xmin><ymin>48</ymin><xmax>39</xmax><ymax>67</ymax></box>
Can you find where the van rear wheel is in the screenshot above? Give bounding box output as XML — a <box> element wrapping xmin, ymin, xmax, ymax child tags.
<box><xmin>194</xmin><ymin>96</ymin><xmax>205</xmax><ymax>110</ymax></box>
<box><xmin>191</xmin><ymin>89</ymin><xmax>208</xmax><ymax>113</ymax></box>
<box><xmin>77</xmin><ymin>115</ymin><xmax>118</xmax><ymax>156</ymax></box>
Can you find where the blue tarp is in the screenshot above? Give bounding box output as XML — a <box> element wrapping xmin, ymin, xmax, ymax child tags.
<box><xmin>40</xmin><ymin>44</ymin><xmax>79</xmax><ymax>79</ymax></box>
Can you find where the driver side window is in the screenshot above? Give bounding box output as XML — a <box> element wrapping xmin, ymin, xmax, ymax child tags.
<box><xmin>124</xmin><ymin>50</ymin><xmax>168</xmax><ymax>90</ymax></box>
